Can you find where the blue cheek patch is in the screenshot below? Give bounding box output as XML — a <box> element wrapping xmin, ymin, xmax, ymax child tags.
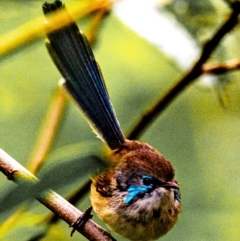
<box><xmin>125</xmin><ymin>186</ymin><xmax>180</xmax><ymax>204</ymax></box>
<box><xmin>174</xmin><ymin>189</ymin><xmax>181</xmax><ymax>202</ymax></box>
<box><xmin>125</xmin><ymin>185</ymin><xmax>150</xmax><ymax>204</ymax></box>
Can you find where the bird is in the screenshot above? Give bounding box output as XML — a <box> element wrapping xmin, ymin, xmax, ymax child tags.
<box><xmin>42</xmin><ymin>1</ymin><xmax>181</xmax><ymax>240</ymax></box>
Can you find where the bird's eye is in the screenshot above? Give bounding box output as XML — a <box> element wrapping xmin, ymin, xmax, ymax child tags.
<box><xmin>141</xmin><ymin>175</ymin><xmax>154</xmax><ymax>187</ymax></box>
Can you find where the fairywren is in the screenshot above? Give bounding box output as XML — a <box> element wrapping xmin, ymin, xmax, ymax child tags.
<box><xmin>43</xmin><ymin>1</ymin><xmax>181</xmax><ymax>240</ymax></box>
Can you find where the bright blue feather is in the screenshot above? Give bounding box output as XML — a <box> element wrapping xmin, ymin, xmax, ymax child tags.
<box><xmin>174</xmin><ymin>189</ymin><xmax>181</xmax><ymax>201</ymax></box>
<box><xmin>125</xmin><ymin>185</ymin><xmax>150</xmax><ymax>204</ymax></box>
<box><xmin>44</xmin><ymin>3</ymin><xmax>125</xmax><ymax>149</ymax></box>
<box><xmin>125</xmin><ymin>175</ymin><xmax>180</xmax><ymax>204</ymax></box>
<box><xmin>125</xmin><ymin>175</ymin><xmax>154</xmax><ymax>204</ymax></box>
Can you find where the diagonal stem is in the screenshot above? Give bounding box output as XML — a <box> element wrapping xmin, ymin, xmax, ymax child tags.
<box><xmin>127</xmin><ymin>1</ymin><xmax>240</xmax><ymax>140</ymax></box>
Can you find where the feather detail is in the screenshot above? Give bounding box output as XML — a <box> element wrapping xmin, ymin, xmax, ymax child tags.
<box><xmin>43</xmin><ymin>0</ymin><xmax>125</xmax><ymax>149</ymax></box>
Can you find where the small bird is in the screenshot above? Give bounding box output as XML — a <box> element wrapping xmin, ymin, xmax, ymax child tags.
<box><xmin>42</xmin><ymin>1</ymin><xmax>181</xmax><ymax>240</ymax></box>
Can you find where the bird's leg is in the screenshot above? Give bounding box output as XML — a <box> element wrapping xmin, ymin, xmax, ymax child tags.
<box><xmin>70</xmin><ymin>206</ymin><xmax>93</xmax><ymax>236</ymax></box>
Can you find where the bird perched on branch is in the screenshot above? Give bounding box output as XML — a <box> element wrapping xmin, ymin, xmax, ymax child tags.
<box><xmin>42</xmin><ymin>1</ymin><xmax>181</xmax><ymax>240</ymax></box>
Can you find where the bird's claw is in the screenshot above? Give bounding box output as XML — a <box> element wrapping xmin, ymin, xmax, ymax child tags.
<box><xmin>70</xmin><ymin>206</ymin><xmax>93</xmax><ymax>236</ymax></box>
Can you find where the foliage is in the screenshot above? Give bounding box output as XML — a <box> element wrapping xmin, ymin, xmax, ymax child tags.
<box><xmin>0</xmin><ymin>0</ymin><xmax>240</xmax><ymax>240</ymax></box>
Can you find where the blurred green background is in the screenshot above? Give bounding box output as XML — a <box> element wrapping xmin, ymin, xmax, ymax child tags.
<box><xmin>0</xmin><ymin>0</ymin><xmax>240</xmax><ymax>240</ymax></box>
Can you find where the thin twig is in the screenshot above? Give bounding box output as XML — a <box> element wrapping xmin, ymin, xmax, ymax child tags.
<box><xmin>0</xmin><ymin>0</ymin><xmax>109</xmax><ymax>57</ymax></box>
<box><xmin>46</xmin><ymin>179</ymin><xmax>92</xmax><ymax>225</ymax></box>
<box><xmin>127</xmin><ymin>1</ymin><xmax>240</xmax><ymax>140</ymax></box>
<box><xmin>86</xmin><ymin>6</ymin><xmax>111</xmax><ymax>45</ymax></box>
<box><xmin>27</xmin><ymin>87</ymin><xmax>67</xmax><ymax>174</ymax></box>
<box><xmin>202</xmin><ymin>59</ymin><xmax>240</xmax><ymax>74</ymax></box>
<box><xmin>0</xmin><ymin>149</ymin><xmax>116</xmax><ymax>241</ymax></box>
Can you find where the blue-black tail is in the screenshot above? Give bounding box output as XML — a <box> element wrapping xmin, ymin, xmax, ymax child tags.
<box><xmin>43</xmin><ymin>0</ymin><xmax>125</xmax><ymax>149</ymax></box>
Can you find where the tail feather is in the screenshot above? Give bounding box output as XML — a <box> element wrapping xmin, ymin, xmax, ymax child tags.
<box><xmin>43</xmin><ymin>1</ymin><xmax>125</xmax><ymax>149</ymax></box>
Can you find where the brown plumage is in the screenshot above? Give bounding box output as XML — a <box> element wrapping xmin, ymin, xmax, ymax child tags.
<box><xmin>91</xmin><ymin>140</ymin><xmax>181</xmax><ymax>241</ymax></box>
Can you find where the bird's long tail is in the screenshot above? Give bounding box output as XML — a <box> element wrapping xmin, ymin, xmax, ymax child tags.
<box><xmin>43</xmin><ymin>0</ymin><xmax>125</xmax><ymax>149</ymax></box>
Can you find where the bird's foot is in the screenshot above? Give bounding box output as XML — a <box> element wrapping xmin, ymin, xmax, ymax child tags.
<box><xmin>70</xmin><ymin>206</ymin><xmax>93</xmax><ymax>236</ymax></box>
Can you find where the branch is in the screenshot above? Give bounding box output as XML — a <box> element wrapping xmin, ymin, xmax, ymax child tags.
<box><xmin>27</xmin><ymin>87</ymin><xmax>67</xmax><ymax>174</ymax></box>
<box><xmin>127</xmin><ymin>1</ymin><xmax>240</xmax><ymax>140</ymax></box>
<box><xmin>202</xmin><ymin>59</ymin><xmax>240</xmax><ymax>74</ymax></box>
<box><xmin>0</xmin><ymin>0</ymin><xmax>110</xmax><ymax>57</ymax></box>
<box><xmin>0</xmin><ymin>149</ymin><xmax>116</xmax><ymax>241</ymax></box>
